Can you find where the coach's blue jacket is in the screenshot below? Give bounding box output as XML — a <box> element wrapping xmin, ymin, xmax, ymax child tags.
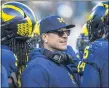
<box><xmin>81</xmin><ymin>38</ymin><xmax>108</xmax><ymax>87</ymax></box>
<box><xmin>1</xmin><ymin>45</ymin><xmax>17</xmax><ymax>76</ymax></box>
<box><xmin>21</xmin><ymin>47</ymin><xmax>79</xmax><ymax>87</ymax></box>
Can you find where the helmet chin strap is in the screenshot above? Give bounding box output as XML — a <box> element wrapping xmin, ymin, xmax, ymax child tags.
<box><xmin>1</xmin><ymin>33</ymin><xmax>15</xmax><ymax>41</ymax></box>
<box><xmin>2</xmin><ymin>20</ymin><xmax>12</xmax><ymax>27</ymax></box>
<box><xmin>1</xmin><ymin>19</ymin><xmax>15</xmax><ymax>43</ymax></box>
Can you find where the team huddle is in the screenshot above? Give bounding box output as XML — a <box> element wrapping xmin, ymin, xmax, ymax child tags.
<box><xmin>1</xmin><ymin>1</ymin><xmax>108</xmax><ymax>88</ymax></box>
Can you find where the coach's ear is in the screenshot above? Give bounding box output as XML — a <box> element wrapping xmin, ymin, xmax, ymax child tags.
<box><xmin>41</xmin><ymin>33</ymin><xmax>48</xmax><ymax>43</ymax></box>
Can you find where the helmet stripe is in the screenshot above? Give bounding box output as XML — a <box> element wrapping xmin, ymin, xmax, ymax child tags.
<box><xmin>2</xmin><ymin>5</ymin><xmax>24</xmax><ymax>16</ymax></box>
<box><xmin>1</xmin><ymin>10</ymin><xmax>15</xmax><ymax>22</ymax></box>
<box><xmin>31</xmin><ymin>23</ymin><xmax>40</xmax><ymax>37</ymax></box>
<box><xmin>20</xmin><ymin>3</ymin><xmax>36</xmax><ymax>22</ymax></box>
<box><xmin>88</xmin><ymin>11</ymin><xmax>95</xmax><ymax>20</ymax></box>
<box><xmin>105</xmin><ymin>9</ymin><xmax>108</xmax><ymax>15</ymax></box>
<box><xmin>99</xmin><ymin>3</ymin><xmax>109</xmax><ymax>9</ymax></box>
<box><xmin>7</xmin><ymin>1</ymin><xmax>37</xmax><ymax>22</ymax></box>
<box><xmin>81</xmin><ymin>24</ymin><xmax>88</xmax><ymax>36</ymax></box>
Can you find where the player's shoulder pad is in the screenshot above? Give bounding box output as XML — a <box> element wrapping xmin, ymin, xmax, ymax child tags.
<box><xmin>84</xmin><ymin>38</ymin><xmax>108</xmax><ymax>65</ymax></box>
<box><xmin>91</xmin><ymin>38</ymin><xmax>108</xmax><ymax>52</ymax></box>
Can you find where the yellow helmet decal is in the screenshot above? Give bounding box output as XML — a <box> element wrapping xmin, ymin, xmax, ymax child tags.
<box><xmin>88</xmin><ymin>11</ymin><xmax>95</xmax><ymax>21</ymax></box>
<box><xmin>105</xmin><ymin>9</ymin><xmax>108</xmax><ymax>15</ymax></box>
<box><xmin>1</xmin><ymin>10</ymin><xmax>15</xmax><ymax>22</ymax></box>
<box><xmin>31</xmin><ymin>23</ymin><xmax>40</xmax><ymax>37</ymax></box>
<box><xmin>26</xmin><ymin>16</ymin><xmax>33</xmax><ymax>37</ymax></box>
<box><xmin>81</xmin><ymin>24</ymin><xmax>88</xmax><ymax>36</ymax></box>
<box><xmin>2</xmin><ymin>5</ymin><xmax>24</xmax><ymax>16</ymax></box>
<box><xmin>17</xmin><ymin>16</ymin><xmax>32</xmax><ymax>37</ymax></box>
<box><xmin>101</xmin><ymin>9</ymin><xmax>108</xmax><ymax>22</ymax></box>
<box><xmin>98</xmin><ymin>3</ymin><xmax>109</xmax><ymax>9</ymax></box>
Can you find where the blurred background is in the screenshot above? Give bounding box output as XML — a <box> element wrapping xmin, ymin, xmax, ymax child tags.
<box><xmin>1</xmin><ymin>0</ymin><xmax>102</xmax><ymax>52</ymax></box>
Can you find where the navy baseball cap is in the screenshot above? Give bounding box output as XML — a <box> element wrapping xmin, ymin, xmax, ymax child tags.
<box><xmin>40</xmin><ymin>15</ymin><xmax>75</xmax><ymax>34</ymax></box>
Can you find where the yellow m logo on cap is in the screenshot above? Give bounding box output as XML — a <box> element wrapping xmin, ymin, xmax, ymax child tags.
<box><xmin>57</xmin><ymin>18</ymin><xmax>65</xmax><ymax>23</ymax></box>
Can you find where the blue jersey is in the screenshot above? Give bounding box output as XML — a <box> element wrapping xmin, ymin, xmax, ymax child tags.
<box><xmin>21</xmin><ymin>48</ymin><xmax>79</xmax><ymax>87</ymax></box>
<box><xmin>80</xmin><ymin>38</ymin><xmax>108</xmax><ymax>87</ymax></box>
<box><xmin>1</xmin><ymin>45</ymin><xmax>17</xmax><ymax>76</ymax></box>
<box><xmin>76</xmin><ymin>51</ymin><xmax>83</xmax><ymax>60</ymax></box>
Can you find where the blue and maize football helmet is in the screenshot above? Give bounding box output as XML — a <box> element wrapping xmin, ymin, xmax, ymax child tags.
<box><xmin>86</xmin><ymin>1</ymin><xmax>109</xmax><ymax>42</ymax></box>
<box><xmin>1</xmin><ymin>1</ymin><xmax>37</xmax><ymax>42</ymax></box>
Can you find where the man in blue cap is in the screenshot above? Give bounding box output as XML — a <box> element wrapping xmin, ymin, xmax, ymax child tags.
<box><xmin>21</xmin><ymin>15</ymin><xmax>79</xmax><ymax>87</ymax></box>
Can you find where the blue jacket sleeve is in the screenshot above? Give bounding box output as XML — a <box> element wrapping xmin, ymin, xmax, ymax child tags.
<box><xmin>21</xmin><ymin>65</ymin><xmax>49</xmax><ymax>87</ymax></box>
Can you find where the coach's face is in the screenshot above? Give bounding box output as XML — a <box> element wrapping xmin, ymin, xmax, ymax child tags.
<box><xmin>42</xmin><ymin>28</ymin><xmax>71</xmax><ymax>51</ymax></box>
